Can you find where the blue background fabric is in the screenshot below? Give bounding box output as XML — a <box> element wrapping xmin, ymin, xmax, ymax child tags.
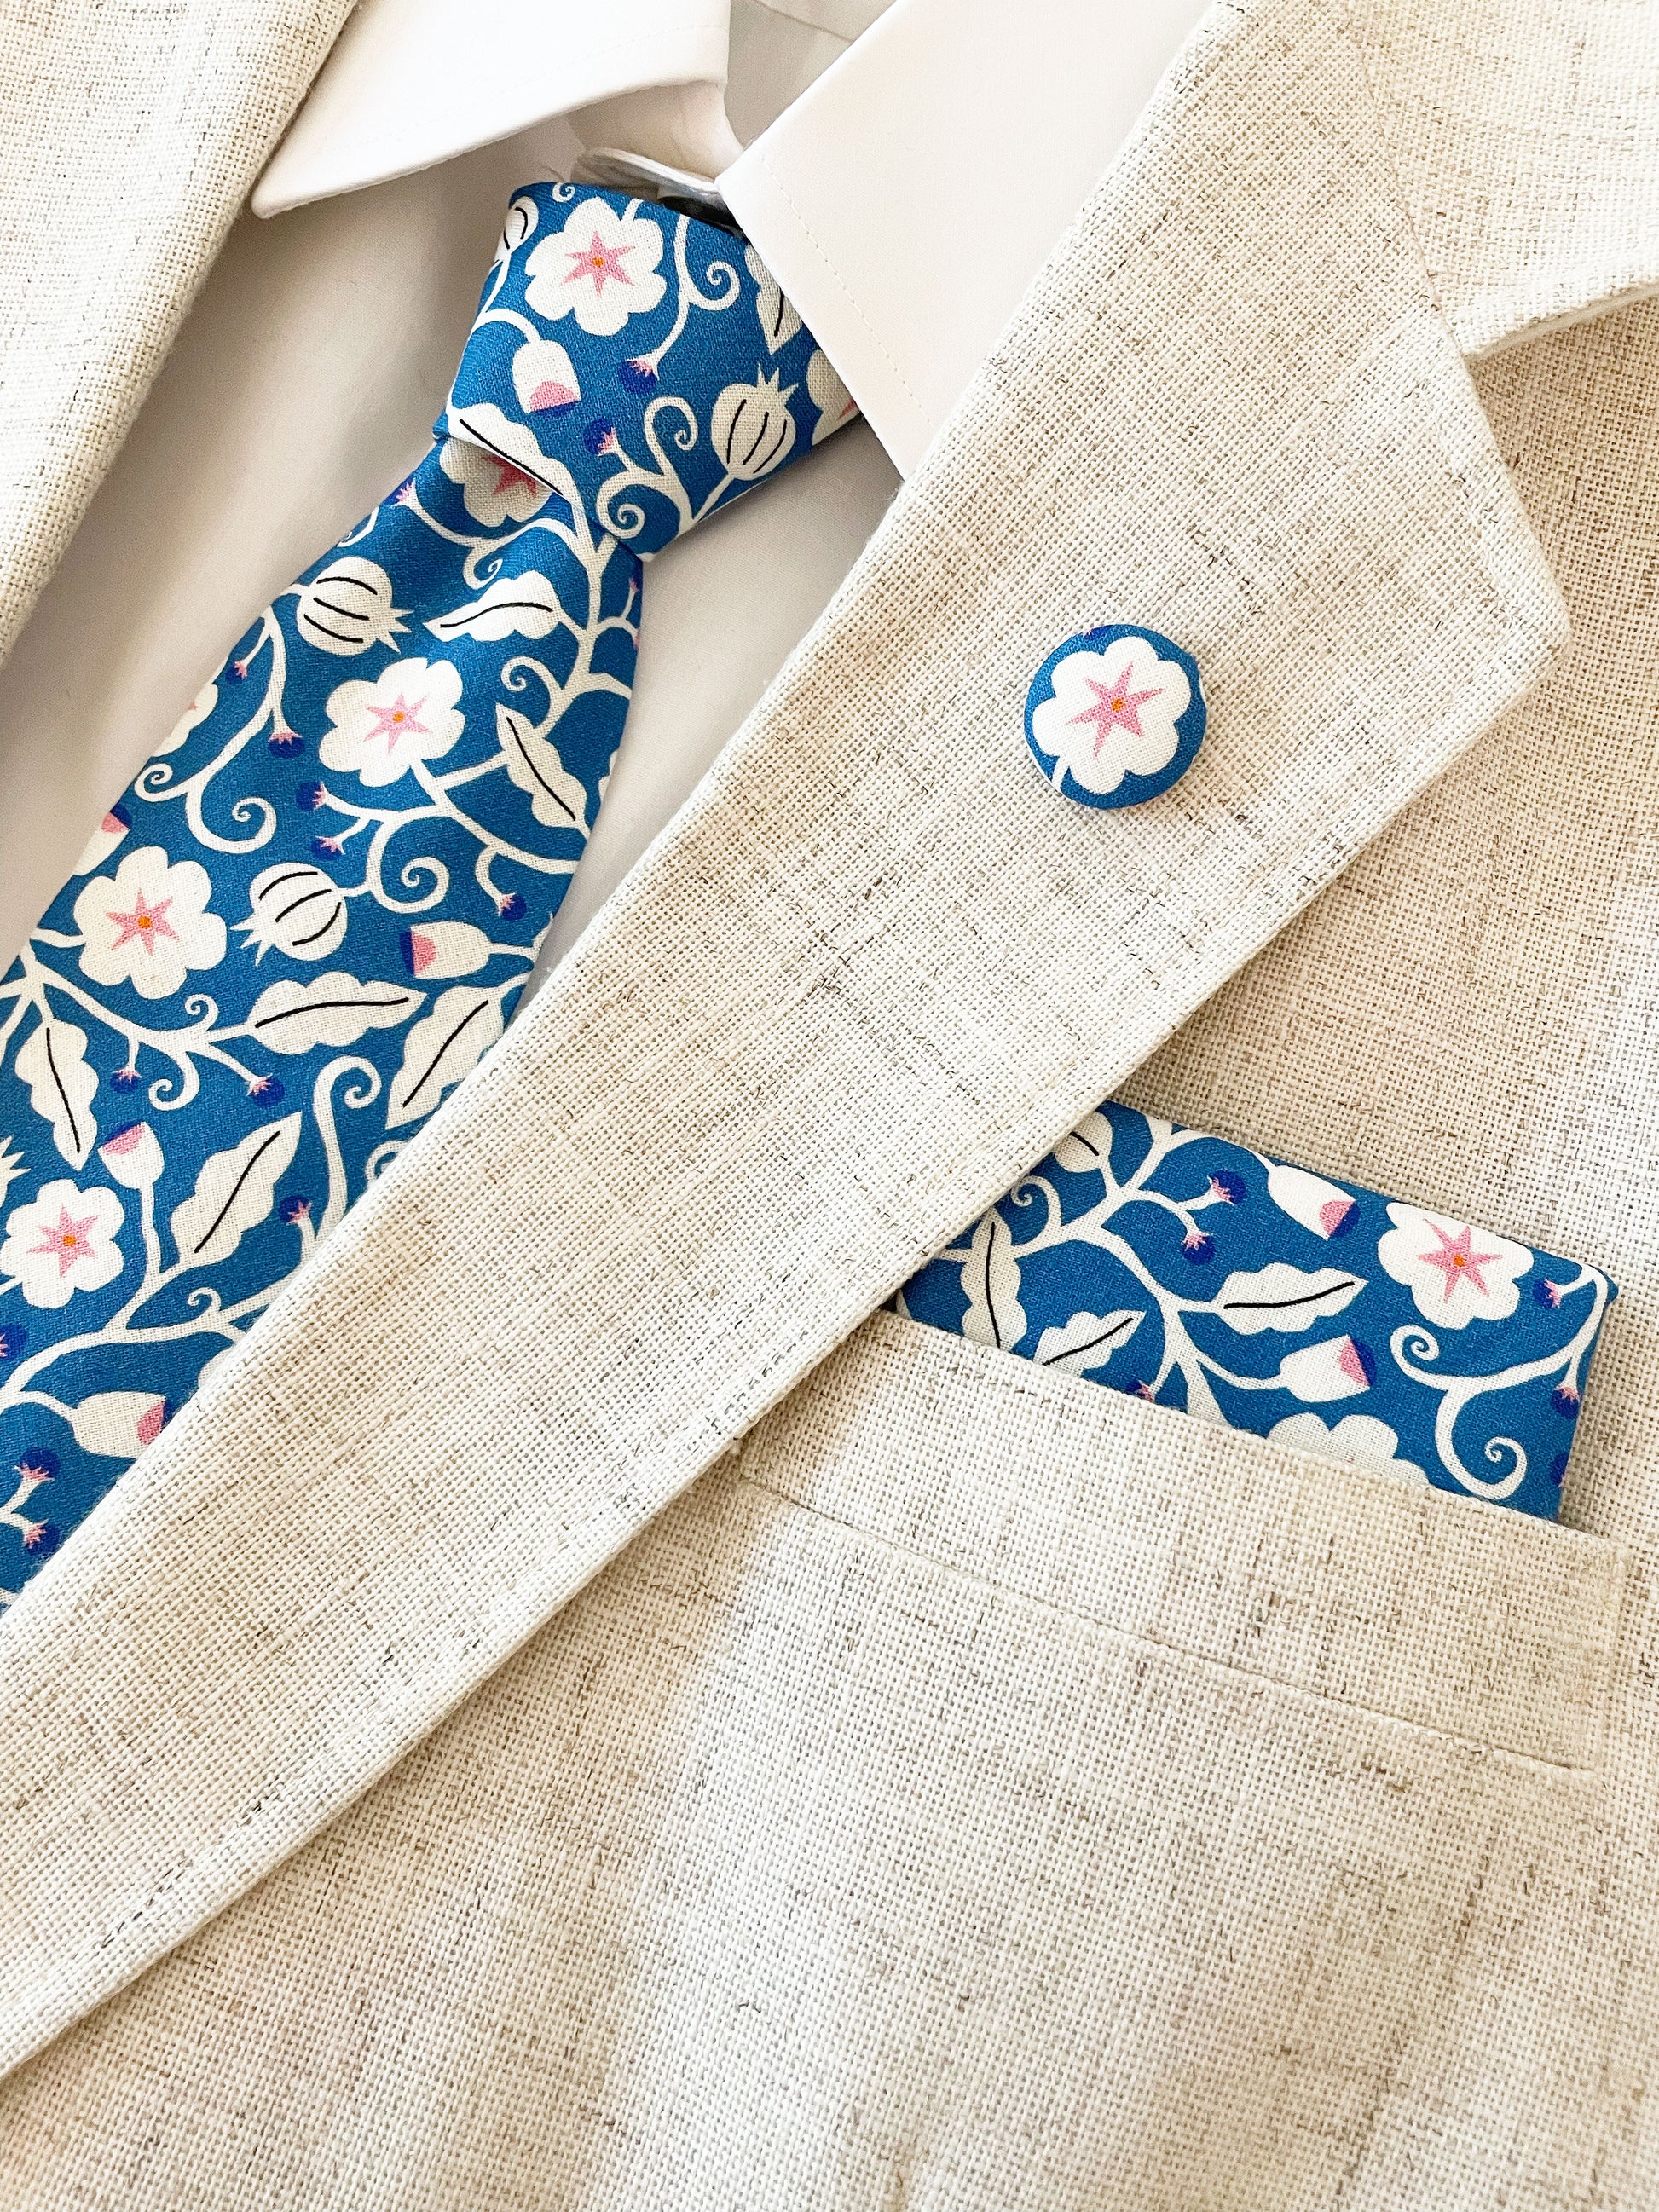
<box><xmin>0</xmin><ymin>185</ymin><xmax>850</xmax><ymax>1597</ymax></box>
<box><xmin>899</xmin><ymin>1101</ymin><xmax>1615</xmax><ymax>1519</ymax></box>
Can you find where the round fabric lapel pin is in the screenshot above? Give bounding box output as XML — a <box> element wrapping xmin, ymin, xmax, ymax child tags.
<box><xmin>1025</xmin><ymin>623</ymin><xmax>1206</xmax><ymax>808</ymax></box>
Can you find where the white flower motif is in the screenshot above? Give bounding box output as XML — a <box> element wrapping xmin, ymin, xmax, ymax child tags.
<box><xmin>72</xmin><ymin>846</ymin><xmax>226</xmax><ymax>1000</ymax></box>
<box><xmin>1029</xmin><ymin>635</ymin><xmax>1191</xmax><ymax>799</ymax></box>
<box><xmin>439</xmin><ymin>428</ymin><xmax>552</xmax><ymax>528</ymax></box>
<box><xmin>1269</xmin><ymin>1412</ymin><xmax>1428</xmax><ymax>1485</ymax></box>
<box><xmin>1377</xmin><ymin>1203</ymin><xmax>1532</xmax><ymax>1328</ymax></box>
<box><xmin>711</xmin><ymin>371</ymin><xmax>798</xmax><ymax>482</ymax></box>
<box><xmin>320</xmin><ymin>656</ymin><xmax>465</xmax><ymax>788</ymax></box>
<box><xmin>2</xmin><ymin>1177</ymin><xmax>124</xmax><ymax>1308</ymax></box>
<box><xmin>524</xmin><ymin>197</ymin><xmax>667</xmax><ymax>338</ymax></box>
<box><xmin>294</xmin><ymin>557</ymin><xmax>408</xmax><ymax>656</ymax></box>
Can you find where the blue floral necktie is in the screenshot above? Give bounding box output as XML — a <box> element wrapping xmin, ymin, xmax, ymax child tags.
<box><xmin>0</xmin><ymin>184</ymin><xmax>854</xmax><ymax>1597</ymax></box>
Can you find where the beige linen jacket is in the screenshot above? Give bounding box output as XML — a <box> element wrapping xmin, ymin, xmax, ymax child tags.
<box><xmin>2</xmin><ymin>0</ymin><xmax>1659</xmax><ymax>2203</ymax></box>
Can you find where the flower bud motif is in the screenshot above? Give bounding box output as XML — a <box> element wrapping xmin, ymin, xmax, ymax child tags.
<box><xmin>711</xmin><ymin>370</ymin><xmax>798</xmax><ymax>481</ymax></box>
<box><xmin>97</xmin><ymin>1121</ymin><xmax>164</xmax><ymax>1190</ymax></box>
<box><xmin>1277</xmin><ymin>1335</ymin><xmax>1375</xmax><ymax>1404</ymax></box>
<box><xmin>512</xmin><ymin>338</ymin><xmax>581</xmax><ymax>416</ymax></box>
<box><xmin>157</xmin><ymin>680</ymin><xmax>217</xmax><ymax>756</ymax></box>
<box><xmin>68</xmin><ymin>1389</ymin><xmax>172</xmax><ymax>1458</ymax></box>
<box><xmin>1264</xmin><ymin>1160</ymin><xmax>1357</xmax><ymax>1239</ymax></box>
<box><xmin>72</xmin><ymin>803</ymin><xmax>130</xmax><ymax>876</ymax></box>
<box><xmin>294</xmin><ymin>557</ymin><xmax>409</xmax><ymax>658</ymax></box>
<box><xmin>400</xmin><ymin>921</ymin><xmax>493</xmax><ymax>979</ymax></box>
<box><xmin>238</xmin><ymin>862</ymin><xmax>349</xmax><ymax>962</ymax></box>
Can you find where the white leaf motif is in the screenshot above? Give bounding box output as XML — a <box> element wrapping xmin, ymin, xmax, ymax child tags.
<box><xmin>1269</xmin><ymin>1412</ymin><xmax>1426</xmax><ymax>1484</ymax></box>
<box><xmin>746</xmin><ymin>244</ymin><xmax>801</xmax><ymax>352</ymax></box>
<box><xmin>806</xmin><ymin>348</ymin><xmax>856</xmax><ymax>445</ymax></box>
<box><xmin>497</xmin><ymin>706</ymin><xmax>589</xmax><ymax>833</ymax></box>
<box><xmin>385</xmin><ymin>987</ymin><xmax>502</xmax><ymax>1129</ymax></box>
<box><xmin>246</xmin><ymin>973</ymin><xmax>425</xmax><ymax>1056</ymax></box>
<box><xmin>1053</xmin><ymin>1111</ymin><xmax>1114</xmax><ymax>1178</ymax></box>
<box><xmin>1034</xmin><ymin>1308</ymin><xmax>1142</xmax><ymax>1377</ymax></box>
<box><xmin>960</xmin><ymin>1210</ymin><xmax>1026</xmax><ymax>1353</ymax></box>
<box><xmin>425</xmin><ymin>571</ymin><xmax>567</xmax><ymax>645</ymax></box>
<box><xmin>15</xmin><ymin>1015</ymin><xmax>97</xmax><ymax>1166</ymax></box>
<box><xmin>1181</xmin><ymin>1363</ymin><xmax>1229</xmax><ymax>1427</ymax></box>
<box><xmin>1213</xmin><ymin>1261</ymin><xmax>1365</xmax><ymax>1336</ymax></box>
<box><xmin>169</xmin><ymin>1114</ymin><xmax>302</xmax><ymax>1270</ymax></box>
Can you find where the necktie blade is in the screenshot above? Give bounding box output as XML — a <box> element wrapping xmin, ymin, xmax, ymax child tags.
<box><xmin>0</xmin><ymin>187</ymin><xmax>847</xmax><ymax>1598</ymax></box>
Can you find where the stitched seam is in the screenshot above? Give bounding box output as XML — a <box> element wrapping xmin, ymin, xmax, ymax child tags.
<box><xmin>740</xmin><ymin>0</ymin><xmax>858</xmax><ymax>38</ymax></box>
<box><xmin>1464</xmin><ymin>272</ymin><xmax>1659</xmax><ymax>360</ymax></box>
<box><xmin>743</xmin><ymin>141</ymin><xmax>925</xmax><ymax>418</ymax></box>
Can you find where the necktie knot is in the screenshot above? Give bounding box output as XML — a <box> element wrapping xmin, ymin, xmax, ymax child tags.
<box><xmin>440</xmin><ymin>185</ymin><xmax>853</xmax><ymax>558</ymax></box>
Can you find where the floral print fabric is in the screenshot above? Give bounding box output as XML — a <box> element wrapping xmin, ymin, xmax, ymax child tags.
<box><xmin>0</xmin><ymin>185</ymin><xmax>846</xmax><ymax>1600</ymax></box>
<box><xmin>899</xmin><ymin>1102</ymin><xmax>1615</xmax><ymax>1519</ymax></box>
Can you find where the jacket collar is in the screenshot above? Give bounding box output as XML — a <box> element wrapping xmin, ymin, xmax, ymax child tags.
<box><xmin>0</xmin><ymin>0</ymin><xmax>1568</xmax><ymax>2076</ymax></box>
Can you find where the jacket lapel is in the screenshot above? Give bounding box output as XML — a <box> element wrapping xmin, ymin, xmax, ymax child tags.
<box><xmin>0</xmin><ymin>0</ymin><xmax>1564</xmax><ymax>2076</ymax></box>
<box><xmin>0</xmin><ymin>0</ymin><xmax>355</xmax><ymax>661</ymax></box>
<box><xmin>1358</xmin><ymin>0</ymin><xmax>1659</xmax><ymax>357</ymax></box>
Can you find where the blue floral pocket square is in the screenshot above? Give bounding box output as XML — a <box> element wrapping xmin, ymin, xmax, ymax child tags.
<box><xmin>899</xmin><ymin>1103</ymin><xmax>1615</xmax><ymax>1519</ymax></box>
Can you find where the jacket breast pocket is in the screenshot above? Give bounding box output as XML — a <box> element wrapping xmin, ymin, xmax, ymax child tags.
<box><xmin>749</xmin><ymin>1308</ymin><xmax>1626</xmax><ymax>1770</ymax></box>
<box><xmin>700</xmin><ymin>1310</ymin><xmax>1637</xmax><ymax>2206</ymax></box>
